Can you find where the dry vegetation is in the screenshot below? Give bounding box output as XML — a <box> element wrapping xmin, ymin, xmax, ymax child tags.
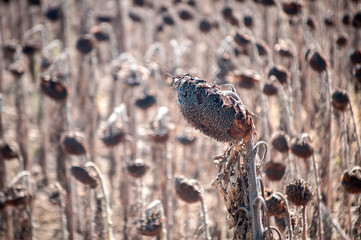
<box><xmin>0</xmin><ymin>0</ymin><xmax>361</xmax><ymax>239</ymax></box>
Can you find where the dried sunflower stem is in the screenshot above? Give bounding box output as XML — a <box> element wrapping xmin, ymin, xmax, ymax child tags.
<box><xmin>348</xmin><ymin>100</ymin><xmax>361</xmax><ymax>163</ymax></box>
<box><xmin>199</xmin><ymin>196</ymin><xmax>211</xmax><ymax>240</ymax></box>
<box><xmin>324</xmin><ymin>71</ymin><xmax>333</xmax><ymax>207</ymax></box>
<box><xmin>55</xmin><ymin>182</ymin><xmax>68</xmax><ymax>240</ymax></box>
<box><xmin>346</xmin><ymin>195</ymin><xmax>352</xmax><ymax>239</ymax></box>
<box><xmin>14</xmin><ymin>73</ymin><xmax>29</xmax><ymax>170</ymax></box>
<box><xmin>311</xmin><ymin>154</ymin><xmax>323</xmax><ymax>239</ymax></box>
<box><xmin>85</xmin><ymin>162</ymin><xmax>114</xmax><ymax>240</ymax></box>
<box><xmin>244</xmin><ymin>137</ymin><xmax>263</xmax><ymax>240</ymax></box>
<box><xmin>321</xmin><ymin>203</ymin><xmax>350</xmax><ymax>240</ymax></box>
<box><xmin>342</xmin><ymin>112</ymin><xmax>350</xmax><ymax>169</ymax></box>
<box><xmin>0</xmin><ymin>94</ymin><xmax>10</xmax><ymax>240</ymax></box>
<box><xmin>302</xmin><ymin>206</ymin><xmax>307</xmax><ymax>240</ymax></box>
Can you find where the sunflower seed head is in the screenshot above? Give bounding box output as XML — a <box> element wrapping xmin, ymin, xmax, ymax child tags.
<box><xmin>341</xmin><ymin>166</ymin><xmax>361</xmax><ymax>194</ymax></box>
<box><xmin>173</xmin><ymin>74</ymin><xmax>255</xmax><ymax>143</ymax></box>
<box><xmin>285</xmin><ymin>178</ymin><xmax>314</xmax><ymax>206</ymax></box>
<box><xmin>175</xmin><ymin>177</ymin><xmax>202</xmax><ymax>203</ymax></box>
<box><xmin>70</xmin><ymin>166</ymin><xmax>98</xmax><ymax>188</ymax></box>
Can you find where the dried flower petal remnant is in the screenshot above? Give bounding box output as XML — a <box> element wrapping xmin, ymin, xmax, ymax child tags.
<box><xmin>173</xmin><ymin>74</ymin><xmax>255</xmax><ymax>143</ymax></box>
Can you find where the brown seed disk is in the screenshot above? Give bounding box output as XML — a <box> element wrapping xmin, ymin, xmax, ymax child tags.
<box><xmin>91</xmin><ymin>25</ymin><xmax>110</xmax><ymax>42</ymax></box>
<box><xmin>263</xmin><ymin>81</ymin><xmax>278</xmax><ymax>96</ymax></box>
<box><xmin>135</xmin><ymin>94</ymin><xmax>156</xmax><ymax>110</ymax></box>
<box><xmin>266</xmin><ymin>193</ymin><xmax>286</xmax><ymax>216</ymax></box>
<box><xmin>118</xmin><ymin>68</ymin><xmax>142</xmax><ymax>87</ymax></box>
<box><xmin>178</xmin><ymin>7</ymin><xmax>194</xmax><ymax>21</ymax></box>
<box><xmin>354</xmin><ymin>65</ymin><xmax>361</xmax><ymax>82</ymax></box>
<box><xmin>336</xmin><ymin>35</ymin><xmax>348</xmax><ymax>48</ymax></box>
<box><xmin>342</xmin><ymin>14</ymin><xmax>351</xmax><ymax>25</ymax></box>
<box><xmin>174</xmin><ymin>74</ymin><xmax>255</xmax><ymax>143</ymax></box>
<box><xmin>176</xmin><ymin>132</ymin><xmax>197</xmax><ymax>146</ymax></box>
<box><xmin>148</xmin><ymin>129</ymin><xmax>170</xmax><ymax>143</ymax></box>
<box><xmin>268</xmin><ymin>65</ymin><xmax>289</xmax><ymax>85</ymax></box>
<box><xmin>70</xmin><ymin>166</ymin><xmax>98</xmax><ymax>188</ymax></box>
<box><xmin>324</xmin><ymin>16</ymin><xmax>335</xmax><ymax>27</ymax></box>
<box><xmin>136</xmin><ymin>213</ymin><xmax>163</xmax><ymax>236</ymax></box>
<box><xmin>243</xmin><ymin>15</ymin><xmax>253</xmax><ymax>28</ymax></box>
<box><xmin>271</xmin><ymin>131</ymin><xmax>289</xmax><ymax>153</ymax></box>
<box><xmin>350</xmin><ymin>49</ymin><xmax>361</xmax><ymax>65</ymax></box>
<box><xmin>3</xmin><ymin>40</ymin><xmax>17</xmax><ymax>60</ymax></box>
<box><xmin>128</xmin><ymin>10</ymin><xmax>142</xmax><ymax>22</ymax></box>
<box><xmin>306</xmin><ymin>17</ymin><xmax>316</xmax><ymax>30</ymax></box>
<box><xmin>41</xmin><ymin>56</ymin><xmax>52</xmax><ymax>71</ymax></box>
<box><xmin>282</xmin><ymin>1</ymin><xmax>302</xmax><ymax>16</ymax></box>
<box><xmin>22</xmin><ymin>40</ymin><xmax>41</xmax><ymax>56</ymax></box>
<box><xmin>222</xmin><ymin>6</ymin><xmax>233</xmax><ymax>20</ymax></box>
<box><xmin>0</xmin><ymin>191</ymin><xmax>6</xmax><ymax>210</ymax></box>
<box><xmin>48</xmin><ymin>190</ymin><xmax>61</xmax><ymax>205</ymax></box>
<box><xmin>232</xmin><ymin>70</ymin><xmax>261</xmax><ymax>89</ymax></box>
<box><xmin>332</xmin><ymin>90</ymin><xmax>349</xmax><ymax>111</ymax></box>
<box><xmin>199</xmin><ymin>19</ymin><xmax>212</xmax><ymax>33</ymax></box>
<box><xmin>306</xmin><ymin>49</ymin><xmax>329</xmax><ymax>72</ymax></box>
<box><xmin>256</xmin><ymin>41</ymin><xmax>270</xmax><ymax>56</ymax></box>
<box><xmin>61</xmin><ymin>133</ymin><xmax>87</xmax><ymax>156</ymax></box>
<box><xmin>264</xmin><ymin>161</ymin><xmax>286</xmax><ymax>181</ymax></box>
<box><xmin>175</xmin><ymin>177</ymin><xmax>201</xmax><ymax>203</ymax></box>
<box><xmin>274</xmin><ymin>40</ymin><xmax>293</xmax><ymax>58</ymax></box>
<box><xmin>253</xmin><ymin>0</ymin><xmax>275</xmax><ymax>6</ymax></box>
<box><xmin>163</xmin><ymin>13</ymin><xmax>175</xmax><ymax>25</ymax></box>
<box><xmin>0</xmin><ymin>142</ymin><xmax>18</xmax><ymax>160</ymax></box>
<box><xmin>234</xmin><ymin>31</ymin><xmax>251</xmax><ymax>47</ymax></box>
<box><xmin>45</xmin><ymin>6</ymin><xmax>62</xmax><ymax>21</ymax></box>
<box><xmin>100</xmin><ymin>126</ymin><xmax>126</xmax><ymax>147</ymax></box>
<box><xmin>290</xmin><ymin>138</ymin><xmax>313</xmax><ymax>159</ymax></box>
<box><xmin>341</xmin><ymin>166</ymin><xmax>361</xmax><ymax>194</ymax></box>
<box><xmin>96</xmin><ymin>13</ymin><xmax>114</xmax><ymax>23</ymax></box>
<box><xmin>76</xmin><ymin>35</ymin><xmax>95</xmax><ymax>54</ymax></box>
<box><xmin>40</xmin><ymin>74</ymin><xmax>68</xmax><ymax>101</ymax></box>
<box><xmin>285</xmin><ymin>178</ymin><xmax>314</xmax><ymax>206</ymax></box>
<box><xmin>352</xmin><ymin>12</ymin><xmax>361</xmax><ymax>28</ymax></box>
<box><xmin>127</xmin><ymin>159</ymin><xmax>149</xmax><ymax>178</ymax></box>
<box><xmin>8</xmin><ymin>62</ymin><xmax>25</xmax><ymax>78</ymax></box>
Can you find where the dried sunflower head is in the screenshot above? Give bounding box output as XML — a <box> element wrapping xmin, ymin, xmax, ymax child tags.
<box><xmin>285</xmin><ymin>178</ymin><xmax>314</xmax><ymax>207</ymax></box>
<box><xmin>61</xmin><ymin>132</ymin><xmax>87</xmax><ymax>156</ymax></box>
<box><xmin>271</xmin><ymin>130</ymin><xmax>289</xmax><ymax>153</ymax></box>
<box><xmin>266</xmin><ymin>193</ymin><xmax>286</xmax><ymax>216</ymax></box>
<box><xmin>332</xmin><ymin>90</ymin><xmax>349</xmax><ymax>112</ymax></box>
<box><xmin>127</xmin><ymin>159</ymin><xmax>150</xmax><ymax>179</ymax></box>
<box><xmin>70</xmin><ymin>166</ymin><xmax>98</xmax><ymax>188</ymax></box>
<box><xmin>175</xmin><ymin>177</ymin><xmax>202</xmax><ymax>203</ymax></box>
<box><xmin>173</xmin><ymin>74</ymin><xmax>255</xmax><ymax>143</ymax></box>
<box><xmin>264</xmin><ymin>161</ymin><xmax>286</xmax><ymax>181</ymax></box>
<box><xmin>341</xmin><ymin>166</ymin><xmax>361</xmax><ymax>194</ymax></box>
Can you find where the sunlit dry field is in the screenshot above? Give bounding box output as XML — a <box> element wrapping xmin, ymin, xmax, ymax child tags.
<box><xmin>0</xmin><ymin>0</ymin><xmax>360</xmax><ymax>239</ymax></box>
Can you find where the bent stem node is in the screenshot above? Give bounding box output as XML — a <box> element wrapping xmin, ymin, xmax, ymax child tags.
<box><xmin>85</xmin><ymin>162</ymin><xmax>114</xmax><ymax>240</ymax></box>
